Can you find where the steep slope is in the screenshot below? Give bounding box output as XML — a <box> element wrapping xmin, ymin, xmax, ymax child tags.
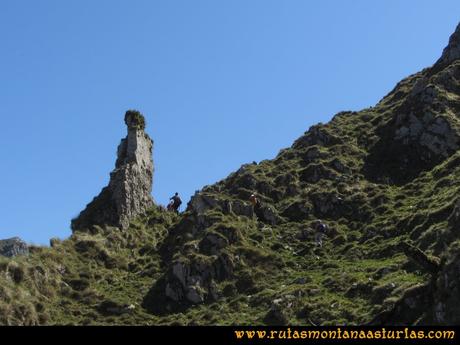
<box><xmin>1</xmin><ymin>23</ymin><xmax>460</xmax><ymax>326</ymax></box>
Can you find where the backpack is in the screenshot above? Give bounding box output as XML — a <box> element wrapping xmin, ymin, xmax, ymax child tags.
<box><xmin>318</xmin><ymin>223</ymin><xmax>328</xmax><ymax>234</ymax></box>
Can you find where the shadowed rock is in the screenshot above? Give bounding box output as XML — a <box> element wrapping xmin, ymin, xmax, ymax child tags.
<box><xmin>400</xmin><ymin>241</ymin><xmax>440</xmax><ymax>275</ymax></box>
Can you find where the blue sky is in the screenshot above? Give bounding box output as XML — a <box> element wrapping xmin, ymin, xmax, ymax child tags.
<box><xmin>1</xmin><ymin>1</ymin><xmax>459</xmax><ymax>245</ymax></box>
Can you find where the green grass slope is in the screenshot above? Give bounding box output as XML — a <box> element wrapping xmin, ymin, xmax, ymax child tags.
<box><xmin>1</xmin><ymin>24</ymin><xmax>460</xmax><ymax>326</ymax></box>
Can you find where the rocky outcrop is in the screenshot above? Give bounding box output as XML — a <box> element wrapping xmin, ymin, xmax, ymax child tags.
<box><xmin>293</xmin><ymin>124</ymin><xmax>343</xmax><ymax>149</ymax></box>
<box><xmin>432</xmin><ymin>244</ymin><xmax>460</xmax><ymax>324</ymax></box>
<box><xmin>0</xmin><ymin>237</ymin><xmax>28</xmax><ymax>258</ymax></box>
<box><xmin>370</xmin><ymin>241</ymin><xmax>460</xmax><ymax>325</ymax></box>
<box><xmin>71</xmin><ymin>110</ymin><xmax>154</xmax><ymax>231</ymax></box>
<box><xmin>281</xmin><ymin>200</ymin><xmax>312</xmax><ymax>222</ymax></box>
<box><xmin>299</xmin><ymin>163</ymin><xmax>338</xmax><ymax>183</ymax></box>
<box><xmin>368</xmin><ymin>283</ymin><xmax>433</xmax><ymax>325</ymax></box>
<box><xmin>435</xmin><ymin>22</ymin><xmax>460</xmax><ymax>69</ymax></box>
<box><xmin>144</xmin><ymin>251</ymin><xmax>234</xmax><ymax>312</ymax></box>
<box><xmin>308</xmin><ymin>190</ymin><xmax>372</xmax><ymax>222</ymax></box>
<box><xmin>365</xmin><ymin>113</ymin><xmax>460</xmax><ymax>185</ymax></box>
<box><xmin>254</xmin><ymin>203</ymin><xmax>278</xmax><ymax>225</ymax></box>
<box><xmin>364</xmin><ymin>26</ymin><xmax>460</xmax><ymax>185</ymax></box>
<box><xmin>164</xmin><ymin>259</ymin><xmax>221</xmax><ymax>305</ymax></box>
<box><xmin>187</xmin><ymin>192</ymin><xmax>254</xmax><ymax>219</ymax></box>
<box><xmin>400</xmin><ymin>241</ymin><xmax>440</xmax><ymax>275</ymax></box>
<box><xmin>393</xmin><ymin>111</ymin><xmax>458</xmax><ymax>158</ymax></box>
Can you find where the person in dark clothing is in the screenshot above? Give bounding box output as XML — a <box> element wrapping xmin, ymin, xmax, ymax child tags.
<box><xmin>168</xmin><ymin>192</ymin><xmax>182</xmax><ymax>213</ymax></box>
<box><xmin>314</xmin><ymin>219</ymin><xmax>328</xmax><ymax>247</ymax></box>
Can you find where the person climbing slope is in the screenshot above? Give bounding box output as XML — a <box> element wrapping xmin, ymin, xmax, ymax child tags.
<box><xmin>168</xmin><ymin>192</ymin><xmax>182</xmax><ymax>213</ymax></box>
<box><xmin>249</xmin><ymin>193</ymin><xmax>260</xmax><ymax>208</ymax></box>
<box><xmin>314</xmin><ymin>219</ymin><xmax>328</xmax><ymax>247</ymax></box>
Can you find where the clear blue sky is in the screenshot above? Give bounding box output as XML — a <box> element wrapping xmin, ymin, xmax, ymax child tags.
<box><xmin>1</xmin><ymin>1</ymin><xmax>459</xmax><ymax>245</ymax></box>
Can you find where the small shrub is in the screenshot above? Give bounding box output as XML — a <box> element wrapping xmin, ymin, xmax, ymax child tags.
<box><xmin>8</xmin><ymin>263</ymin><xmax>25</xmax><ymax>284</ymax></box>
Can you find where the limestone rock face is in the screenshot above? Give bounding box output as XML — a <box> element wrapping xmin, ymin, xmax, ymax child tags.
<box><xmin>187</xmin><ymin>192</ymin><xmax>254</xmax><ymax>219</ymax></box>
<box><xmin>163</xmin><ymin>256</ymin><xmax>229</xmax><ymax>306</ymax></box>
<box><xmin>0</xmin><ymin>237</ymin><xmax>28</xmax><ymax>258</ymax></box>
<box><xmin>393</xmin><ymin>112</ymin><xmax>459</xmax><ymax>158</ymax></box>
<box><xmin>71</xmin><ymin>110</ymin><xmax>154</xmax><ymax>231</ymax></box>
<box><xmin>363</xmin><ymin>26</ymin><xmax>460</xmax><ymax>185</ymax></box>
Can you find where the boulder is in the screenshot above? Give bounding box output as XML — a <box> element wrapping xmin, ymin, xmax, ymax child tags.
<box><xmin>264</xmin><ymin>304</ymin><xmax>288</xmax><ymax>325</ymax></box>
<box><xmin>281</xmin><ymin>201</ymin><xmax>311</xmax><ymax>222</ymax></box>
<box><xmin>187</xmin><ymin>193</ymin><xmax>220</xmax><ymax>214</ymax></box>
<box><xmin>0</xmin><ymin>237</ymin><xmax>28</xmax><ymax>258</ymax></box>
<box><xmin>300</xmin><ymin>163</ymin><xmax>338</xmax><ymax>183</ymax></box>
<box><xmin>163</xmin><ymin>253</ymin><xmax>233</xmax><ymax>305</ymax></box>
<box><xmin>188</xmin><ymin>192</ymin><xmax>254</xmax><ymax>219</ymax></box>
<box><xmin>293</xmin><ymin>124</ymin><xmax>343</xmax><ymax>149</ymax></box>
<box><xmin>263</xmin><ymin>297</ymin><xmax>294</xmax><ymax>325</ymax></box>
<box><xmin>254</xmin><ymin>203</ymin><xmax>278</xmax><ymax>225</ymax></box>
<box><xmin>199</xmin><ymin>231</ymin><xmax>228</xmax><ymax>255</ymax></box>
<box><xmin>392</xmin><ymin>112</ymin><xmax>457</xmax><ymax>159</ymax></box>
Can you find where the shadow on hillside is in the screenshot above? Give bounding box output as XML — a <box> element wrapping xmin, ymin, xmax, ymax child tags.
<box><xmin>362</xmin><ymin>122</ymin><xmax>449</xmax><ymax>186</ymax></box>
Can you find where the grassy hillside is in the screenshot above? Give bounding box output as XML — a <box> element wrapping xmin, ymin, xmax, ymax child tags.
<box><xmin>1</xmin><ymin>25</ymin><xmax>460</xmax><ymax>326</ymax></box>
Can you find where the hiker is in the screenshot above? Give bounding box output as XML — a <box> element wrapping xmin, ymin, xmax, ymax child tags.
<box><xmin>168</xmin><ymin>192</ymin><xmax>182</xmax><ymax>213</ymax></box>
<box><xmin>249</xmin><ymin>193</ymin><xmax>263</xmax><ymax>224</ymax></box>
<box><xmin>249</xmin><ymin>193</ymin><xmax>259</xmax><ymax>208</ymax></box>
<box><xmin>314</xmin><ymin>219</ymin><xmax>328</xmax><ymax>247</ymax></box>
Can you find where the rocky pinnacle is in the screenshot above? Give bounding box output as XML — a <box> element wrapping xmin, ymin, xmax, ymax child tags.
<box><xmin>71</xmin><ymin>110</ymin><xmax>154</xmax><ymax>231</ymax></box>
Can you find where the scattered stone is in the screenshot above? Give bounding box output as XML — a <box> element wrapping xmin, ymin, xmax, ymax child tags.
<box><xmin>309</xmin><ymin>288</ymin><xmax>321</xmax><ymax>295</ymax></box>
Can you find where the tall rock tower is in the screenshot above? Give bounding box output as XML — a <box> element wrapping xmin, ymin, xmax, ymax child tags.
<box><xmin>71</xmin><ymin>110</ymin><xmax>154</xmax><ymax>231</ymax></box>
